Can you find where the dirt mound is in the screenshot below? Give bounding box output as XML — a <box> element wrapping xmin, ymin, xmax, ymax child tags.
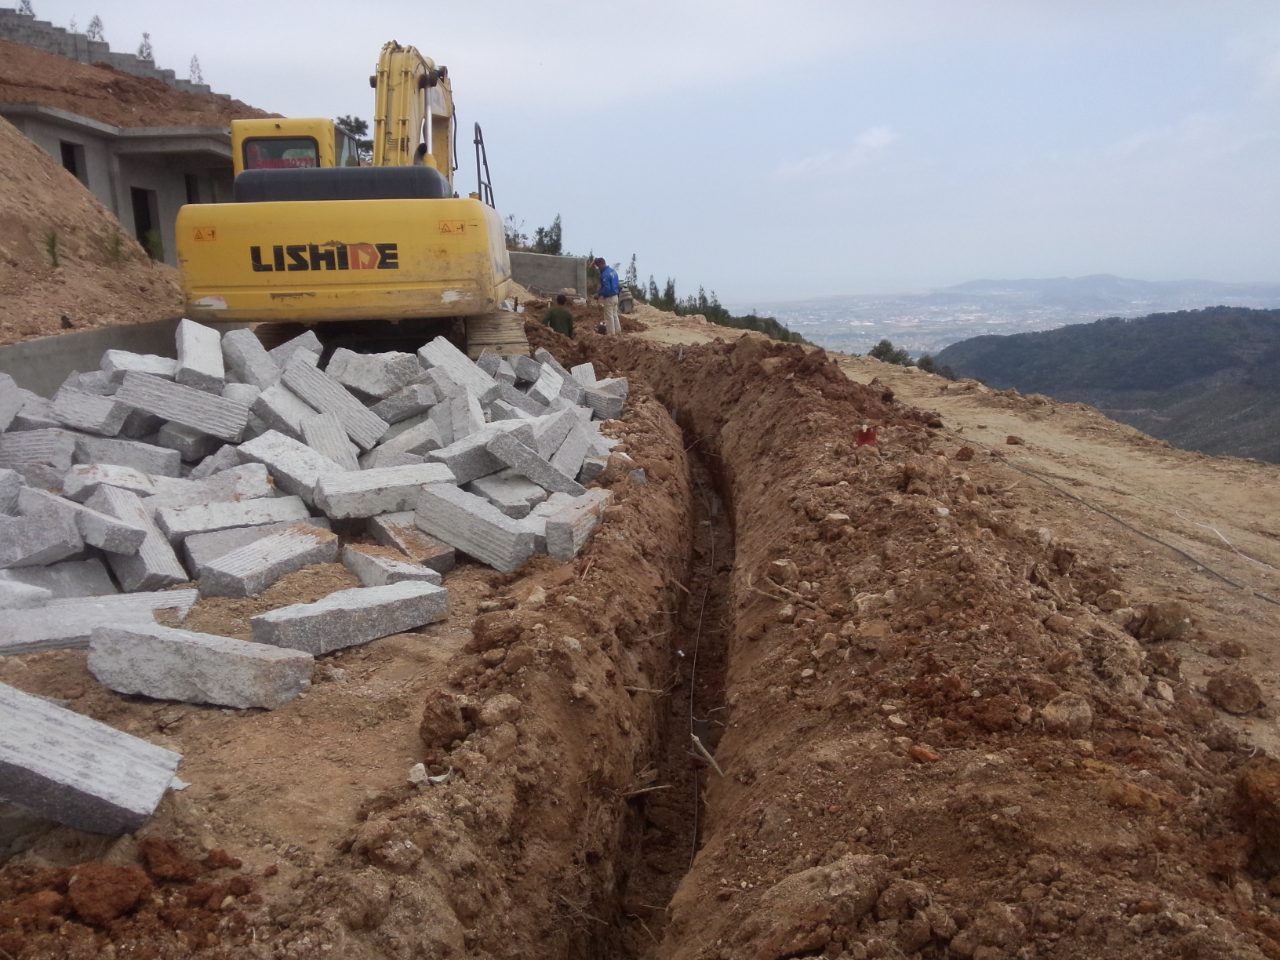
<box><xmin>0</xmin><ymin>38</ymin><xmax>272</xmax><ymax>128</ymax></box>
<box><xmin>0</xmin><ymin>116</ymin><xmax>182</xmax><ymax>345</ymax></box>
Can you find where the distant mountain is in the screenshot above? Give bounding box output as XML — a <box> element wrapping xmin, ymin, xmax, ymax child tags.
<box><xmin>933</xmin><ymin>306</ymin><xmax>1280</xmax><ymax>463</ymax></box>
<box><xmin>729</xmin><ymin>275</ymin><xmax>1280</xmax><ymax>357</ymax></box>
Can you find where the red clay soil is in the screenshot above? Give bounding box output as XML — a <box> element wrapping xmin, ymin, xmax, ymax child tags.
<box><xmin>0</xmin><ymin>116</ymin><xmax>183</xmax><ymax>345</ymax></box>
<box><xmin>0</xmin><ymin>38</ymin><xmax>271</xmax><ymax>128</ymax></box>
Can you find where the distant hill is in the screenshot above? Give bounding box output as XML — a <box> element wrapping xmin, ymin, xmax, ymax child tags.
<box><xmin>732</xmin><ymin>275</ymin><xmax>1280</xmax><ymax>357</ymax></box>
<box><xmin>933</xmin><ymin>306</ymin><xmax>1280</xmax><ymax>463</ymax></box>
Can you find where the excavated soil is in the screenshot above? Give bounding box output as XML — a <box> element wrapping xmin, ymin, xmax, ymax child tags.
<box><xmin>0</xmin><ymin>39</ymin><xmax>271</xmax><ymax>129</ymax></box>
<box><xmin>3</xmin><ymin>303</ymin><xmax>1280</xmax><ymax>960</ymax></box>
<box><xmin>0</xmin><ymin>116</ymin><xmax>183</xmax><ymax>344</ymax></box>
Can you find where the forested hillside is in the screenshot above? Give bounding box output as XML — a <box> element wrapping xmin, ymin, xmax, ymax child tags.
<box><xmin>934</xmin><ymin>306</ymin><xmax>1280</xmax><ymax>462</ymax></box>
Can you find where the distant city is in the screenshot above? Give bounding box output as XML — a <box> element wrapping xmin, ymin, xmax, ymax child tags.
<box><xmin>726</xmin><ymin>275</ymin><xmax>1280</xmax><ymax>357</ymax></box>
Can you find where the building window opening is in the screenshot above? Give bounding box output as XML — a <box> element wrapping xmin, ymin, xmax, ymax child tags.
<box><xmin>59</xmin><ymin>141</ymin><xmax>87</xmax><ymax>186</ymax></box>
<box><xmin>131</xmin><ymin>187</ymin><xmax>163</xmax><ymax>261</ymax></box>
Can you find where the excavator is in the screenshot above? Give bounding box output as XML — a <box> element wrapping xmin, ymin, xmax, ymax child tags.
<box><xmin>174</xmin><ymin>42</ymin><xmax>522</xmax><ymax>356</ymax></box>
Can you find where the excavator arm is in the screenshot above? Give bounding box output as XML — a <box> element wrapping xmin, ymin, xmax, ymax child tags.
<box><xmin>371</xmin><ymin>41</ymin><xmax>455</xmax><ymax>192</ymax></box>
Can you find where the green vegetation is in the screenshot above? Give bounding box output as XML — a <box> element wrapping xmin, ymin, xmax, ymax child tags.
<box><xmin>934</xmin><ymin>306</ymin><xmax>1280</xmax><ymax>462</ymax></box>
<box><xmin>42</xmin><ymin>230</ymin><xmax>58</xmax><ymax>269</ymax></box>
<box><xmin>100</xmin><ymin>230</ymin><xmax>134</xmax><ymax>268</ymax></box>
<box><xmin>334</xmin><ymin>116</ymin><xmax>373</xmax><ymax>164</ymax></box>
<box><xmin>868</xmin><ymin>338</ymin><xmax>910</xmax><ymax>365</ymax></box>
<box><xmin>142</xmin><ymin>229</ymin><xmax>164</xmax><ymax>262</ymax></box>
<box><xmin>916</xmin><ymin>354</ymin><xmax>956</xmax><ymax>380</ymax></box>
<box><xmin>504</xmin><ymin>215</ymin><xmax>565</xmax><ymax>255</ymax></box>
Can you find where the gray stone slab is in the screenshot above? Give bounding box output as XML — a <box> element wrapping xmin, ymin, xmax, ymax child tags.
<box><xmin>251</xmin><ymin>580</ymin><xmax>449</xmax><ymax>654</ymax></box>
<box><xmin>19</xmin><ymin>487</ymin><xmax>146</xmax><ymax>555</ymax></box>
<box><xmin>73</xmin><ymin>435</ymin><xmax>181</xmax><ymax>477</ymax></box>
<box><xmin>251</xmin><ymin>382</ymin><xmax>320</xmax><ymax>441</ymax></box>
<box><xmin>486</xmin><ymin>431</ymin><xmax>586</xmax><ymax>496</ymax></box>
<box><xmin>495</xmin><ymin>358</ymin><xmax>517</xmax><ymax>385</ymax></box>
<box><xmin>114</xmin><ymin>372</ymin><xmax>248</xmax><ymax>442</ymax></box>
<box><xmin>0</xmin><ymin>557</ymin><xmax>117</xmax><ymax>598</ymax></box>
<box><xmin>314</xmin><ymin>462</ymin><xmax>456</xmax><ymax>519</ymax></box>
<box><xmin>117</xmin><ymin>408</ymin><xmax>166</xmax><ymax>440</ymax></box>
<box><xmin>64</xmin><ymin>370</ymin><xmax>117</xmax><ymax>396</ymax></box>
<box><xmin>417</xmin><ymin>336</ymin><xmax>499</xmax><ymax>402</ymax></box>
<box><xmin>11</xmin><ymin>390</ymin><xmax>60</xmax><ymax>431</ymax></box>
<box><xmin>359</xmin><ymin>448</ymin><xmax>423</xmax><ymax>470</ymax></box>
<box><xmin>155</xmin><ymin>495</ymin><xmax>311</xmax><ymax>545</ymax></box>
<box><xmin>0</xmin><ymin>681</ymin><xmax>182</xmax><ymax>834</ymax></box>
<box><xmin>494</xmin><ymin>380</ymin><xmax>550</xmax><ymax>417</ymax></box>
<box><xmin>578</xmin><ymin>456</ymin><xmax>609</xmax><ymax>484</ymax></box>
<box><xmin>450</xmin><ymin>390</ymin><xmax>486</xmax><ymax>440</ymax></box>
<box><xmin>237</xmin><ymin>430</ymin><xmax>344</xmax><ymax>506</ymax></box>
<box><xmin>174</xmin><ymin>318</ymin><xmax>225</xmax><ymax>394</ymax></box>
<box><xmin>519</xmin><ymin>492</ymin><xmax>577</xmax><ymax>554</ymax></box>
<box><xmin>198</xmin><ymin>526</ymin><xmax>339</xmax><ymax>598</ymax></box>
<box><xmin>6</xmin><ymin>462</ymin><xmax>62</xmax><ymax>491</ymax></box>
<box><xmin>552</xmin><ymin>422</ymin><xmax>593</xmax><ymax>480</ymax></box>
<box><xmin>341</xmin><ymin>545</ymin><xmax>442</xmax><ymax>587</ymax></box>
<box><xmin>0</xmin><ymin>429</ymin><xmax>76</xmax><ymax>471</ymax></box>
<box><xmin>221</xmin><ymin>382</ymin><xmax>262</xmax><ymax>407</ymax></box>
<box><xmin>140</xmin><ymin>464</ymin><xmax>274</xmax><ymax>519</ymax></box>
<box><xmin>0</xmin><ymin>511</ymin><xmax>82</xmax><ymax>568</ymax></box>
<box><xmin>544</xmin><ymin>488</ymin><xmax>612</xmax><ymax>561</ymax></box>
<box><xmin>61</xmin><ymin>463</ymin><xmax>181</xmax><ymax>502</ymax></box>
<box><xmin>370</xmin><ymin>383</ymin><xmax>439</xmax><ymax>425</ymax></box>
<box><xmin>424</xmin><ymin>421</ymin><xmax>534</xmax><ymax>486</ymax></box>
<box><xmin>0</xmin><ymin>373</ymin><xmax>23</xmax><ymax>432</ymax></box>
<box><xmin>84</xmin><ymin>486</ymin><xmax>189</xmax><ymax>591</ymax></box>
<box><xmin>88</xmin><ymin>624</ymin><xmax>312</xmax><ymax>711</ymax></box>
<box><xmin>595</xmin><ymin>377</ymin><xmax>629</xmax><ymax>399</ymax></box>
<box><xmin>467</xmin><ymin>472</ymin><xmax>547</xmax><ymax>519</ymax></box>
<box><xmin>101</xmin><ymin>350</ymin><xmax>177</xmax><ymax>382</ymax></box>
<box><xmin>51</xmin><ymin>387</ymin><xmax>127</xmax><ymax>437</ymax></box>
<box><xmin>188</xmin><ymin>444</ymin><xmax>242</xmax><ymax>480</ymax></box>
<box><xmin>487</xmin><ymin>399</ymin><xmax>537</xmax><ymax>422</ymax></box>
<box><xmin>0</xmin><ymin>467</ymin><xmax>21</xmax><ymax>515</ymax></box>
<box><xmin>509</xmin><ymin>355</ymin><xmax>542</xmax><ymax>383</ymax></box>
<box><xmin>282</xmin><ymin>354</ymin><xmax>389</xmax><ymax>451</ymax></box>
<box><xmin>267</xmin><ymin>329</ymin><xmax>323</xmax><ymax>367</ymax></box>
<box><xmin>414</xmin><ymin>483</ymin><xmax>537</xmax><ymax>573</ymax></box>
<box><xmin>475</xmin><ymin>350</ymin><xmax>502</xmax><ymax>377</ymax></box>
<box><xmin>525</xmin><ymin>365</ymin><xmax>564</xmax><ymax>406</ymax></box>
<box><xmin>422</xmin><ymin>366</ymin><xmax>464</xmax><ymax>399</ymax></box>
<box><xmin>367</xmin><ymin>511</ymin><xmax>456</xmax><ymax>573</ymax></box>
<box><xmin>375</xmin><ymin>417</ymin><xmax>443</xmax><ymax>459</ymax></box>
<box><xmin>570</xmin><ymin>362</ymin><xmax>598</xmax><ymax>387</ymax></box>
<box><xmin>221</xmin><ymin>328</ymin><xmax>280</xmax><ymax>389</ymax></box>
<box><xmin>155</xmin><ymin>421</ymin><xmax>219</xmax><ymax>462</ymax></box>
<box><xmin>0</xmin><ymin>579</ymin><xmax>52</xmax><ymax>609</ymax></box>
<box><xmin>428</xmin><ymin>402</ymin><xmax>454</xmax><ymax>447</ymax></box>
<box><xmin>301</xmin><ymin>412</ymin><xmax>360</xmax><ymax>472</ymax></box>
<box><xmin>533</xmin><ymin>347</ymin><xmax>577</xmax><ymax>381</ymax></box>
<box><xmin>381</xmin><ymin>411</ymin><xmax>430</xmax><ymax>441</ymax></box>
<box><xmin>182</xmin><ymin>518</ymin><xmax>332</xmax><ymax>572</ymax></box>
<box><xmin>1</xmin><ymin>590</ymin><xmax>197</xmax><ymax>655</ymax></box>
<box><xmin>326</xmin><ymin>349</ymin><xmax>419</xmax><ymax>399</ymax></box>
<box><xmin>581</xmin><ymin>387</ymin><xmax>624</xmax><ymax>420</ymax></box>
<box><xmin>532</xmin><ymin>409</ymin><xmax>579</xmax><ymax>460</ymax></box>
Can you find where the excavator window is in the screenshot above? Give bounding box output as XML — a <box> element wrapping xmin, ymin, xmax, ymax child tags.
<box><xmin>242</xmin><ymin>137</ymin><xmax>320</xmax><ymax>170</ymax></box>
<box><xmin>334</xmin><ymin>129</ymin><xmax>361</xmax><ymax>167</ymax></box>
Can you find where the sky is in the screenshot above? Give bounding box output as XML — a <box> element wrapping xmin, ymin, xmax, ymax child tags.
<box><xmin>24</xmin><ymin>0</ymin><xmax>1280</xmax><ymax>301</ymax></box>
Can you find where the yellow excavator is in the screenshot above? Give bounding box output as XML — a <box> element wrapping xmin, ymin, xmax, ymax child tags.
<box><xmin>174</xmin><ymin>42</ymin><xmax>521</xmax><ymax>356</ymax></box>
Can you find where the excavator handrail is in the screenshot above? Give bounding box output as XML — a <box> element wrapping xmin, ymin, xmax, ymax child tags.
<box><xmin>473</xmin><ymin>122</ymin><xmax>494</xmax><ymax>208</ymax></box>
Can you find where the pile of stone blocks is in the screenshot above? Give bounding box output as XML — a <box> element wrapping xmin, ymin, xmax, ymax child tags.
<box><xmin>0</xmin><ymin>322</ymin><xmax>630</xmax><ymax>833</ymax></box>
<box><xmin>1</xmin><ymin>321</ymin><xmax>626</xmax><ymax>667</ymax></box>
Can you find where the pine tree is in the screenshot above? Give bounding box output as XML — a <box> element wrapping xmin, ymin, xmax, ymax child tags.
<box><xmin>532</xmin><ymin>214</ymin><xmax>562</xmax><ymax>256</ymax></box>
<box><xmin>17</xmin><ymin>1</ymin><xmax>34</xmax><ymax>17</ymax></box>
<box><xmin>137</xmin><ymin>32</ymin><xmax>153</xmax><ymax>61</ymax></box>
<box><xmin>648</xmin><ymin>276</ymin><xmax>659</xmax><ymax>302</ymax></box>
<box><xmin>86</xmin><ymin>15</ymin><xmax>104</xmax><ymax>41</ymax></box>
<box><xmin>188</xmin><ymin>54</ymin><xmax>203</xmax><ymax>84</ymax></box>
<box><xmin>624</xmin><ymin>254</ymin><xmax>638</xmax><ymax>292</ymax></box>
<box><xmin>69</xmin><ymin>17</ymin><xmax>77</xmax><ymax>32</ymax></box>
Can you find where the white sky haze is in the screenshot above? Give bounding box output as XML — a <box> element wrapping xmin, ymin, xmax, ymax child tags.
<box><xmin>20</xmin><ymin>0</ymin><xmax>1280</xmax><ymax>301</ymax></box>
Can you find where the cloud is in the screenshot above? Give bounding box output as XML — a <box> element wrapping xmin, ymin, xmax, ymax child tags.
<box><xmin>776</xmin><ymin>127</ymin><xmax>898</xmax><ymax>180</ymax></box>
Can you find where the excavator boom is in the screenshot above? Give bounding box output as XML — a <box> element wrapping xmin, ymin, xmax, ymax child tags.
<box><xmin>371</xmin><ymin>41</ymin><xmax>454</xmax><ymax>190</ymax></box>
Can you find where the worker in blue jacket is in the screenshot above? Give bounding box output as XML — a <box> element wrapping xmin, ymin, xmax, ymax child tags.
<box><xmin>594</xmin><ymin>257</ymin><xmax>621</xmax><ymax>335</ymax></box>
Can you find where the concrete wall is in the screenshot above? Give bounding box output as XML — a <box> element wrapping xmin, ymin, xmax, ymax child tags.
<box><xmin>0</xmin><ymin>9</ymin><xmax>216</xmax><ymax>95</ymax></box>
<box><xmin>0</xmin><ymin>318</ymin><xmax>181</xmax><ymax>396</ymax></box>
<box><xmin>508</xmin><ymin>252</ymin><xmax>589</xmax><ymax>297</ymax></box>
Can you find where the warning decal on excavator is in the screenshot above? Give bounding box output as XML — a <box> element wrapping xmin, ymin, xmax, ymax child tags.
<box><xmin>438</xmin><ymin>221</ymin><xmax>466</xmax><ymax>235</ymax></box>
<box><xmin>192</xmin><ymin>227</ymin><xmax>217</xmax><ymax>241</ymax></box>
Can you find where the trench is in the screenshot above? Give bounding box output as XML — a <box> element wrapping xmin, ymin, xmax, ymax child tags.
<box><xmin>604</xmin><ymin>433</ymin><xmax>736</xmax><ymax>958</ymax></box>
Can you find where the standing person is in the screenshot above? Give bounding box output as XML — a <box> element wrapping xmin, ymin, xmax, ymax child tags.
<box><xmin>594</xmin><ymin>257</ymin><xmax>620</xmax><ymax>335</ymax></box>
<box><xmin>543</xmin><ymin>294</ymin><xmax>574</xmax><ymax>338</ymax></box>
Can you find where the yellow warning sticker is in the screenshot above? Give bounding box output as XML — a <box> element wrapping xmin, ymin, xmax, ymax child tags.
<box><xmin>438</xmin><ymin>221</ymin><xmax>466</xmax><ymax>235</ymax></box>
<box><xmin>192</xmin><ymin>227</ymin><xmax>217</xmax><ymax>241</ymax></box>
